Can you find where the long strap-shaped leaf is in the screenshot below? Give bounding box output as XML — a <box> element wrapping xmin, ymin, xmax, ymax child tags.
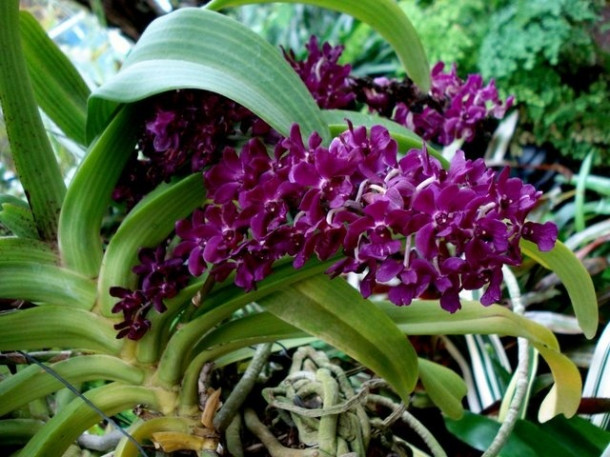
<box><xmin>0</xmin><ymin>1</ymin><xmax>66</xmax><ymax>241</ymax></box>
<box><xmin>187</xmin><ymin>310</ymin><xmax>466</xmax><ymax>419</ymax></box>
<box><xmin>0</xmin><ymin>237</ymin><xmax>59</xmax><ymax>264</ymax></box>
<box><xmin>583</xmin><ymin>322</ymin><xmax>610</xmax><ymax>429</ymax></box>
<box><xmin>419</xmin><ymin>358</ymin><xmax>467</xmax><ymax>420</ymax></box>
<box><xmin>0</xmin><ymin>355</ymin><xmax>144</xmax><ymax>417</ymax></box>
<box><xmin>155</xmin><ymin>257</ymin><xmax>335</xmax><ymax>383</ymax></box>
<box><xmin>521</xmin><ymin>239</ymin><xmax>598</xmax><ymax>339</ymax></box>
<box><xmin>87</xmin><ymin>8</ymin><xmax>328</xmax><ymax>143</ymax></box>
<box><xmin>18</xmin><ymin>382</ymin><xmax>161</xmax><ymax>457</ymax></box>
<box><xmin>205</xmin><ymin>0</ymin><xmax>431</xmax><ymax>91</ymax></box>
<box><xmin>0</xmin><ymin>198</ymin><xmax>38</xmax><ymax>239</ymax></box>
<box><xmin>259</xmin><ymin>274</ymin><xmax>419</xmax><ymax>406</ymax></box>
<box><xmin>0</xmin><ymin>262</ymin><xmax>96</xmax><ymax>310</ymax></box>
<box><xmin>0</xmin><ymin>306</ymin><xmax>122</xmax><ymax>355</ymax></box>
<box><xmin>0</xmin><ymin>419</ymin><xmax>44</xmax><ymax>446</ymax></box>
<box><xmin>59</xmin><ymin>106</ymin><xmax>139</xmax><ymax>277</ymax></box>
<box><xmin>19</xmin><ymin>11</ymin><xmax>90</xmax><ymax>146</ymax></box>
<box><xmin>464</xmin><ymin>334</ymin><xmax>511</xmax><ymax>412</ymax></box>
<box><xmin>380</xmin><ymin>299</ymin><xmax>582</xmax><ymax>421</ymax></box>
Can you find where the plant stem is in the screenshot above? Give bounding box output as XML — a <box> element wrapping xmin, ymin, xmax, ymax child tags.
<box><xmin>316</xmin><ymin>368</ymin><xmax>339</xmax><ymax>456</ymax></box>
<box><xmin>213</xmin><ymin>342</ymin><xmax>273</xmax><ymax>433</ymax></box>
<box><xmin>367</xmin><ymin>394</ymin><xmax>447</xmax><ymax>457</ymax></box>
<box><xmin>225</xmin><ymin>414</ymin><xmax>244</xmax><ymax>457</ymax></box>
<box><xmin>244</xmin><ymin>408</ymin><xmax>319</xmax><ymax>457</ymax></box>
<box><xmin>482</xmin><ymin>267</ymin><xmax>530</xmax><ymax>457</ymax></box>
<box><xmin>0</xmin><ymin>0</ymin><xmax>66</xmax><ymax>241</ymax></box>
<box><xmin>156</xmin><ymin>300</ymin><xmax>247</xmax><ymax>388</ymax></box>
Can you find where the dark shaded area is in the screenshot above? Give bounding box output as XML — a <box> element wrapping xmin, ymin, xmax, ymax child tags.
<box><xmin>73</xmin><ymin>0</ymin><xmax>210</xmax><ymax>40</ymax></box>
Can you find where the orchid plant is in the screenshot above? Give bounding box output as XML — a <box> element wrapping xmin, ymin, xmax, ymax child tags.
<box><xmin>0</xmin><ymin>1</ymin><xmax>600</xmax><ymax>456</ymax></box>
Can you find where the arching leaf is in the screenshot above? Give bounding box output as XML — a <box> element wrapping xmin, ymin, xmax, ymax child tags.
<box><xmin>87</xmin><ymin>8</ymin><xmax>328</xmax><ymax>143</ymax></box>
<box><xmin>205</xmin><ymin>0</ymin><xmax>431</xmax><ymax>91</ymax></box>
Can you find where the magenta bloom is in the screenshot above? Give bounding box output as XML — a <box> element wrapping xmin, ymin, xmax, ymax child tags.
<box><xmin>284</xmin><ymin>36</ymin><xmax>355</xmax><ymax>110</ymax></box>
<box><xmin>110</xmin><ymin>243</ymin><xmax>189</xmax><ymax>340</ymax></box>
<box><xmin>112</xmin><ymin>121</ymin><xmax>557</xmax><ymax>339</ymax></box>
<box><xmin>355</xmin><ymin>62</ymin><xmax>514</xmax><ymax>146</ymax></box>
<box><xmin>394</xmin><ymin>63</ymin><xmax>514</xmax><ymax>145</ymax></box>
<box><xmin>173</xmin><ymin>123</ymin><xmax>555</xmax><ymax>312</ymax></box>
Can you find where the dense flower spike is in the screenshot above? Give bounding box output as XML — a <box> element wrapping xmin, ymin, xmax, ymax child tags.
<box><xmin>354</xmin><ymin>63</ymin><xmax>514</xmax><ymax>145</ymax></box>
<box><xmin>112</xmin><ymin>121</ymin><xmax>556</xmax><ymax>339</ymax></box>
<box><xmin>285</xmin><ymin>37</ymin><xmax>513</xmax><ymax>145</ymax></box>
<box><xmin>283</xmin><ymin>36</ymin><xmax>356</xmax><ymax>110</ymax></box>
<box><xmin>396</xmin><ymin>62</ymin><xmax>514</xmax><ymax>145</ymax></box>
<box><xmin>179</xmin><ymin>123</ymin><xmax>555</xmax><ymax>308</ymax></box>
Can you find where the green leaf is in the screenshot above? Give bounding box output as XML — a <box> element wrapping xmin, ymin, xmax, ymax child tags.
<box><xmin>0</xmin><ymin>262</ymin><xmax>96</xmax><ymax>309</ymax></box>
<box><xmin>575</xmin><ymin>152</ymin><xmax>594</xmax><ymax>232</ymax></box>
<box><xmin>192</xmin><ymin>311</ymin><xmax>305</xmax><ymax>355</ymax></box>
<box><xmin>0</xmin><ymin>237</ymin><xmax>58</xmax><ymax>264</ymax></box>
<box><xmin>418</xmin><ymin>359</ymin><xmax>467</xmax><ymax>419</ymax></box>
<box><xmin>260</xmin><ymin>274</ymin><xmax>419</xmax><ymax>404</ymax></box>
<box><xmin>520</xmin><ymin>239</ymin><xmax>598</xmax><ymax>339</ymax></box>
<box><xmin>58</xmin><ymin>106</ymin><xmax>140</xmax><ymax>277</ymax></box>
<box><xmin>97</xmin><ymin>173</ymin><xmax>205</xmax><ymax>316</ymax></box>
<box><xmin>583</xmin><ymin>322</ymin><xmax>610</xmax><ymax>429</ymax></box>
<box><xmin>19</xmin><ymin>11</ymin><xmax>89</xmax><ymax>146</ymax></box>
<box><xmin>0</xmin><ymin>1</ymin><xmax>65</xmax><ymax>241</ymax></box>
<box><xmin>465</xmin><ymin>334</ymin><xmax>511</xmax><ymax>411</ymax></box>
<box><xmin>193</xmin><ymin>256</ymin><xmax>336</xmax><ymax>317</ymax></box>
<box><xmin>0</xmin><ymin>355</ymin><xmax>144</xmax><ymax>417</ymax></box>
<box><xmin>154</xmin><ymin>257</ymin><xmax>336</xmax><ymax>384</ymax></box>
<box><xmin>205</xmin><ymin>0</ymin><xmax>431</xmax><ymax>91</ymax></box>
<box><xmin>213</xmin><ymin>338</ymin><xmax>316</xmax><ymax>368</ymax></box>
<box><xmin>533</xmin><ymin>345</ymin><xmax>582</xmax><ymax>422</ymax></box>
<box><xmin>187</xmin><ymin>309</ymin><xmax>466</xmax><ymax>418</ymax></box>
<box><xmin>445</xmin><ymin>412</ymin><xmax>610</xmax><ymax>457</ymax></box>
<box><xmin>499</xmin><ymin>345</ymin><xmax>539</xmax><ymax>421</ymax></box>
<box><xmin>557</xmin><ymin>173</ymin><xmax>610</xmax><ymax>197</ymax></box>
<box><xmin>0</xmin><ymin>306</ymin><xmax>122</xmax><ymax>354</ymax></box>
<box><xmin>0</xmin><ymin>202</ymin><xmax>38</xmax><ymax>239</ymax></box>
<box><xmin>19</xmin><ymin>383</ymin><xmax>160</xmax><ymax>457</ymax></box>
<box><xmin>379</xmin><ymin>299</ymin><xmax>582</xmax><ymax>421</ymax></box>
<box><xmin>0</xmin><ymin>419</ymin><xmax>45</xmax><ymax>445</ymax></box>
<box><xmin>87</xmin><ymin>8</ymin><xmax>328</xmax><ymax>143</ymax></box>
<box><xmin>0</xmin><ymin>194</ymin><xmax>29</xmax><ymax>210</ymax></box>
<box><xmin>541</xmin><ymin>415</ymin><xmax>610</xmax><ymax>454</ymax></box>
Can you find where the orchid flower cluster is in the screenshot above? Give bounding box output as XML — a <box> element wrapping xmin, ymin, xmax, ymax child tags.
<box><xmin>110</xmin><ymin>37</ymin><xmax>552</xmax><ymax>340</ymax></box>
<box><xmin>283</xmin><ymin>36</ymin><xmax>514</xmax><ymax>145</ymax></box>
<box><xmin>358</xmin><ymin>62</ymin><xmax>514</xmax><ymax>146</ymax></box>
